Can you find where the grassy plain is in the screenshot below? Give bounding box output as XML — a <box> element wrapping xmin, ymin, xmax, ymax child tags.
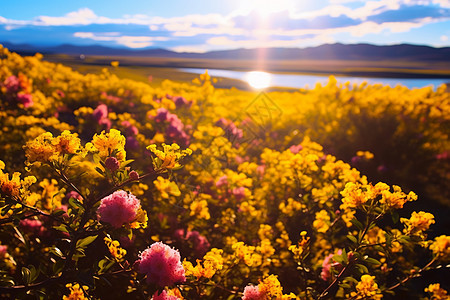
<box><xmin>43</xmin><ymin>53</ymin><xmax>450</xmax><ymax>90</ymax></box>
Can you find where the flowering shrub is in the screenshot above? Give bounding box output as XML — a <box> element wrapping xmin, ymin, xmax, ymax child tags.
<box><xmin>0</xmin><ymin>45</ymin><xmax>449</xmax><ymax>299</ymax></box>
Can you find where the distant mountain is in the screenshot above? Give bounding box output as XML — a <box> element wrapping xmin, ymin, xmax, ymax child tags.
<box><xmin>1</xmin><ymin>41</ymin><xmax>449</xmax><ymax>62</ymax></box>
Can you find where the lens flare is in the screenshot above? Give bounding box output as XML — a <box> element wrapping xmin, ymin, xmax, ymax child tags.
<box><xmin>245</xmin><ymin>71</ymin><xmax>271</xmax><ymax>89</ymax></box>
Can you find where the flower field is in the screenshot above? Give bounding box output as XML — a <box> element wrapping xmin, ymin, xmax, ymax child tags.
<box><xmin>0</xmin><ymin>45</ymin><xmax>449</xmax><ymax>299</ymax></box>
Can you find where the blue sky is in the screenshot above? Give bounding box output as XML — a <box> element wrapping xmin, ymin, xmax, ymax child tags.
<box><xmin>1</xmin><ymin>0</ymin><xmax>449</xmax><ymax>52</ymax></box>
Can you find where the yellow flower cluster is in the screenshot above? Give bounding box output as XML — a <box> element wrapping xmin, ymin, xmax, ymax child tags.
<box><xmin>424</xmin><ymin>283</ymin><xmax>449</xmax><ymax>300</ymax></box>
<box><xmin>184</xmin><ymin>248</ymin><xmax>224</xmax><ymax>279</ymax></box>
<box><xmin>147</xmin><ymin>143</ymin><xmax>192</xmax><ymax>171</ymax></box>
<box><xmin>153</xmin><ymin>176</ymin><xmax>181</xmax><ymax>199</ymax></box>
<box><xmin>63</xmin><ymin>283</ymin><xmax>89</xmax><ymax>300</ymax></box>
<box><xmin>0</xmin><ymin>160</ymin><xmax>36</xmax><ymax>199</ymax></box>
<box><xmin>24</xmin><ymin>130</ymin><xmax>85</xmax><ymax>165</ymax></box>
<box><xmin>340</xmin><ymin>182</ymin><xmax>417</xmax><ymax>211</ymax></box>
<box><xmin>313</xmin><ymin>210</ymin><xmax>331</xmax><ymax>233</ymax></box>
<box><xmin>429</xmin><ymin>235</ymin><xmax>450</xmax><ymax>260</ymax></box>
<box><xmin>257</xmin><ymin>275</ymin><xmax>296</xmax><ymax>299</ymax></box>
<box><xmin>86</xmin><ymin>129</ymin><xmax>126</xmax><ymax>161</ymax></box>
<box><xmin>350</xmin><ymin>275</ymin><xmax>383</xmax><ymax>300</ymax></box>
<box><xmin>401</xmin><ymin>211</ymin><xmax>435</xmax><ymax>236</ymax></box>
<box><xmin>104</xmin><ymin>237</ymin><xmax>127</xmax><ymax>261</ymax></box>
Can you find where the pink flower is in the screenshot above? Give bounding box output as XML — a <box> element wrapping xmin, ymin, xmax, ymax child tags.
<box><xmin>232</xmin><ymin>187</ymin><xmax>246</xmax><ymax>201</ymax></box>
<box><xmin>4</xmin><ymin>75</ymin><xmax>20</xmax><ymax>93</ymax></box>
<box><xmin>242</xmin><ymin>285</ymin><xmax>265</xmax><ymax>300</ymax></box>
<box><xmin>289</xmin><ymin>144</ymin><xmax>303</xmax><ymax>154</ymax></box>
<box><xmin>152</xmin><ymin>290</ymin><xmax>180</xmax><ymax>300</ymax></box>
<box><xmin>321</xmin><ymin>250</ymin><xmax>342</xmax><ymax>281</ymax></box>
<box><xmin>17</xmin><ymin>93</ymin><xmax>33</xmax><ymax>108</ymax></box>
<box><xmin>97</xmin><ymin>190</ymin><xmax>141</xmax><ymax>228</ymax></box>
<box><xmin>93</xmin><ymin>104</ymin><xmax>108</xmax><ymax>122</ymax></box>
<box><xmin>137</xmin><ymin>242</ymin><xmax>186</xmax><ymax>287</ymax></box>
<box><xmin>129</xmin><ymin>170</ymin><xmax>139</xmax><ymax>180</ymax></box>
<box><xmin>105</xmin><ymin>157</ymin><xmax>120</xmax><ymax>171</ymax></box>
<box><xmin>216</xmin><ymin>175</ymin><xmax>228</xmax><ymax>188</ymax></box>
<box><xmin>20</xmin><ymin>219</ymin><xmax>44</xmax><ymax>236</ymax></box>
<box><xmin>0</xmin><ymin>245</ymin><xmax>8</xmax><ymax>259</ymax></box>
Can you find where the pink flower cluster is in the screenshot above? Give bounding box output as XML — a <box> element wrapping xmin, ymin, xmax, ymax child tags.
<box><xmin>152</xmin><ymin>108</ymin><xmax>189</xmax><ymax>146</ymax></box>
<box><xmin>152</xmin><ymin>290</ymin><xmax>180</xmax><ymax>300</ymax></box>
<box><xmin>121</xmin><ymin>120</ymin><xmax>140</xmax><ymax>150</ymax></box>
<box><xmin>321</xmin><ymin>250</ymin><xmax>343</xmax><ymax>281</ymax></box>
<box><xmin>137</xmin><ymin>242</ymin><xmax>186</xmax><ymax>287</ymax></box>
<box><xmin>165</xmin><ymin>94</ymin><xmax>192</xmax><ymax>109</ymax></box>
<box><xmin>93</xmin><ymin>103</ymin><xmax>111</xmax><ymax>129</ymax></box>
<box><xmin>97</xmin><ymin>190</ymin><xmax>141</xmax><ymax>228</ymax></box>
<box><xmin>242</xmin><ymin>285</ymin><xmax>265</xmax><ymax>300</ymax></box>
<box><xmin>215</xmin><ymin>118</ymin><xmax>243</xmax><ymax>147</ymax></box>
<box><xmin>19</xmin><ymin>219</ymin><xmax>45</xmax><ymax>236</ymax></box>
<box><xmin>174</xmin><ymin>229</ymin><xmax>210</xmax><ymax>256</ymax></box>
<box><xmin>0</xmin><ymin>245</ymin><xmax>8</xmax><ymax>259</ymax></box>
<box><xmin>2</xmin><ymin>75</ymin><xmax>33</xmax><ymax>108</ymax></box>
<box><xmin>289</xmin><ymin>144</ymin><xmax>303</xmax><ymax>154</ymax></box>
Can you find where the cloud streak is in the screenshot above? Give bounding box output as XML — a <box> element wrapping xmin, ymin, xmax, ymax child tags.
<box><xmin>0</xmin><ymin>1</ymin><xmax>449</xmax><ymax>51</ymax></box>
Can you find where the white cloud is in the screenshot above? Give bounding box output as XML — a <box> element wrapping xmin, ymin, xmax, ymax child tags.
<box><xmin>73</xmin><ymin>32</ymin><xmax>169</xmax><ymax>48</ymax></box>
<box><xmin>441</xmin><ymin>34</ymin><xmax>449</xmax><ymax>41</ymax></box>
<box><xmin>34</xmin><ymin>8</ymin><xmax>100</xmax><ymax>26</ymax></box>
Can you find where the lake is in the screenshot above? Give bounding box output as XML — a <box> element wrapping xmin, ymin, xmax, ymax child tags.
<box><xmin>180</xmin><ymin>68</ymin><xmax>449</xmax><ymax>90</ymax></box>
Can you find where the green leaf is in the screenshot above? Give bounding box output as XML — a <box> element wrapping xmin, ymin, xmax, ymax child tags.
<box><xmin>347</xmin><ymin>235</ymin><xmax>358</xmax><ymax>244</ymax></box>
<box><xmin>339</xmin><ymin>283</ymin><xmax>351</xmax><ymax>289</ymax></box>
<box><xmin>344</xmin><ymin>276</ymin><xmax>359</xmax><ymax>284</ymax></box>
<box><xmin>333</xmin><ymin>254</ymin><xmax>344</xmax><ymax>264</ymax></box>
<box><xmin>21</xmin><ymin>267</ymin><xmax>31</xmax><ymax>285</ymax></box>
<box><xmin>53</xmin><ymin>224</ymin><xmax>69</xmax><ymax>233</ymax></box>
<box><xmin>69</xmin><ymin>197</ymin><xmax>84</xmax><ymax>211</ymax></box>
<box><xmin>355</xmin><ymin>263</ymin><xmax>369</xmax><ymax>274</ymax></box>
<box><xmin>93</xmin><ymin>154</ymin><xmax>101</xmax><ymax>164</ymax></box>
<box><xmin>365</xmin><ymin>257</ymin><xmax>381</xmax><ymax>265</ymax></box>
<box><xmin>1</xmin><ymin>204</ymin><xmax>13</xmax><ymax>216</ymax></box>
<box><xmin>28</xmin><ymin>265</ymin><xmax>39</xmax><ymax>283</ymax></box>
<box><xmin>50</xmin><ymin>247</ymin><xmax>64</xmax><ymax>258</ymax></box>
<box><xmin>53</xmin><ymin>260</ymin><xmax>65</xmax><ymax>275</ymax></box>
<box><xmin>51</xmin><ymin>209</ymin><xmax>66</xmax><ymax>217</ymax></box>
<box><xmin>350</xmin><ymin>218</ymin><xmax>364</xmax><ymax>231</ymax></box>
<box><xmin>391</xmin><ymin>211</ymin><xmax>399</xmax><ymax>224</ymax></box>
<box><xmin>95</xmin><ymin>167</ymin><xmax>105</xmax><ymax>176</ymax></box>
<box><xmin>76</xmin><ymin>235</ymin><xmax>98</xmax><ymax>249</ymax></box>
<box><xmin>342</xmin><ymin>248</ymin><xmax>348</xmax><ymax>264</ymax></box>
<box><xmin>121</xmin><ymin>159</ymin><xmax>134</xmax><ymax>168</ymax></box>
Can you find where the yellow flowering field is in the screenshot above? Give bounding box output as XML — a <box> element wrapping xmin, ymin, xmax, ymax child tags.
<box><xmin>0</xmin><ymin>45</ymin><xmax>449</xmax><ymax>299</ymax></box>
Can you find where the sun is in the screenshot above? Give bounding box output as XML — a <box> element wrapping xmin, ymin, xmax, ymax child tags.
<box><xmin>238</xmin><ymin>0</ymin><xmax>295</xmax><ymax>17</ymax></box>
<box><xmin>245</xmin><ymin>71</ymin><xmax>272</xmax><ymax>89</ymax></box>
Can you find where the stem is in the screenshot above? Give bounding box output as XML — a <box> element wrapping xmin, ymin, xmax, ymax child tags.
<box><xmin>384</xmin><ymin>257</ymin><xmax>438</xmax><ymax>292</ymax></box>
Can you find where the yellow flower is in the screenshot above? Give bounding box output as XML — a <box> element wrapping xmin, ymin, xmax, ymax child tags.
<box><xmin>340</xmin><ymin>182</ymin><xmax>370</xmax><ymax>209</ymax></box>
<box><xmin>153</xmin><ymin>176</ymin><xmax>181</xmax><ymax>199</ymax></box>
<box><xmin>52</xmin><ymin>130</ymin><xmax>85</xmax><ymax>156</ymax></box>
<box><xmin>110</xmin><ymin>61</ymin><xmax>119</xmax><ymax>67</ymax></box>
<box><xmin>189</xmin><ymin>199</ymin><xmax>210</xmax><ymax>220</ymax></box>
<box><xmin>0</xmin><ymin>168</ymin><xmax>36</xmax><ymax>199</ymax></box>
<box><xmin>401</xmin><ymin>211</ymin><xmax>435</xmax><ymax>236</ymax></box>
<box><xmin>313</xmin><ymin>210</ymin><xmax>331</xmax><ymax>233</ymax></box>
<box><xmin>429</xmin><ymin>235</ymin><xmax>450</xmax><ymax>260</ymax></box>
<box><xmin>104</xmin><ymin>237</ymin><xmax>127</xmax><ymax>261</ymax></box>
<box><xmin>424</xmin><ymin>283</ymin><xmax>449</xmax><ymax>300</ymax></box>
<box><xmin>147</xmin><ymin>143</ymin><xmax>192</xmax><ymax>171</ymax></box>
<box><xmin>350</xmin><ymin>275</ymin><xmax>383</xmax><ymax>300</ymax></box>
<box><xmin>63</xmin><ymin>283</ymin><xmax>89</xmax><ymax>300</ymax></box>
<box><xmin>380</xmin><ymin>185</ymin><xmax>416</xmax><ymax>209</ymax></box>
<box><xmin>24</xmin><ymin>132</ymin><xmax>56</xmax><ymax>164</ymax></box>
<box><xmin>86</xmin><ymin>129</ymin><xmax>126</xmax><ymax>161</ymax></box>
<box><xmin>184</xmin><ymin>248</ymin><xmax>224</xmax><ymax>279</ymax></box>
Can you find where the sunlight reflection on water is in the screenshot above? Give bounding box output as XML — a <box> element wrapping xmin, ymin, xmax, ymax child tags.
<box><xmin>180</xmin><ymin>68</ymin><xmax>449</xmax><ymax>90</ymax></box>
